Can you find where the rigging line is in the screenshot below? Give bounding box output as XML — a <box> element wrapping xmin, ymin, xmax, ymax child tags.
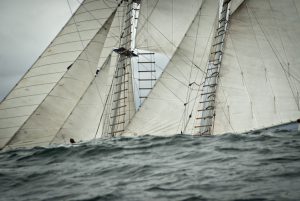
<box><xmin>92</xmin><ymin>37</ymin><xmax>120</xmax><ymax>105</ymax></box>
<box><xmin>138</xmin><ymin>38</ymin><xmax>195</xmax><ymax>88</ymax></box>
<box><xmin>66</xmin><ymin>0</ymin><xmax>74</xmax><ymax>15</ymax></box>
<box><xmin>136</xmin><ymin>2</ymin><xmax>207</xmax><ymax>78</ymax></box>
<box><xmin>94</xmin><ymin>56</ymin><xmax>118</xmax><ymax>139</ymax></box>
<box><xmin>248</xmin><ymin>4</ymin><xmax>300</xmax><ymax>109</ymax></box>
<box><xmin>103</xmin><ymin>55</ymin><xmax>125</xmax><ymax>136</ymax></box>
<box><xmin>183</xmin><ymin>11</ymin><xmax>219</xmax><ymax>133</ymax></box>
<box><xmin>137</xmin><ymin>53</ymin><xmax>188</xmax><ymax>87</ymax></box>
<box><xmin>140</xmin><ymin>29</ymin><xmax>196</xmax><ymax>87</ymax></box>
<box><xmin>181</xmin><ymin>6</ymin><xmax>203</xmax><ymax>132</ymax></box>
<box><xmin>269</xmin><ymin>0</ymin><xmax>289</xmax><ymax>65</ymax></box>
<box><xmin>220</xmin><ymin>99</ymin><xmax>236</xmax><ymax>133</ymax></box>
<box><xmin>101</xmin><ymin>1</ymin><xmax>133</xmax><ymax>137</ymax></box>
<box><xmin>48</xmin><ymin>76</ymin><xmax>99</xmax><ymax>146</ymax></box>
<box><xmin>135</xmin><ymin>0</ymin><xmax>160</xmax><ymax>37</ymax></box>
<box><xmin>137</xmin><ymin>11</ymin><xmax>208</xmax><ymax>85</ymax></box>
<box><xmin>0</xmin><ymin>0</ymin><xmax>83</xmax><ymax>105</ymax></box>
<box><xmin>2</xmin><ymin>1</ymin><xmax>104</xmax><ymax>148</ymax></box>
<box><xmin>75</xmin><ymin>0</ymin><xmax>122</xmax><ymax>41</ymax></box>
<box><xmin>211</xmin><ymin>72</ymin><xmax>235</xmax><ymax>133</ymax></box>
<box><xmin>228</xmin><ymin>32</ymin><xmax>259</xmax><ymax>128</ymax></box>
<box><xmin>138</xmin><ymin>13</ymin><xmax>202</xmax><ymax>80</ymax></box>
<box><xmin>51</xmin><ymin>55</ymin><xmax>113</xmax><ymax>144</ymax></box>
<box><xmin>93</xmin><ymin>54</ymin><xmax>113</xmax><ymax>106</ymax></box>
<box><xmin>158</xmin><ymin>79</ymin><xmax>186</xmax><ymax>104</ymax></box>
<box><xmin>71</xmin><ymin>5</ymin><xmax>118</xmax><ymax>107</ymax></box>
<box><xmin>67</xmin><ymin>0</ymin><xmax>86</xmax><ymax>51</ymax></box>
<box><xmin>245</xmin><ymin>3</ymin><xmax>281</xmax><ymax>122</ymax></box>
<box><xmin>269</xmin><ymin>1</ymin><xmax>300</xmax><ymax>101</ymax></box>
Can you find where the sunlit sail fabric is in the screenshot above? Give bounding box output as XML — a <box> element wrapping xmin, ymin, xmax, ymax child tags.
<box><xmin>5</xmin><ymin>12</ymin><xmax>115</xmax><ymax>148</ymax></box>
<box><xmin>124</xmin><ymin>0</ymin><xmax>219</xmax><ymax>136</ymax></box>
<box><xmin>214</xmin><ymin>0</ymin><xmax>300</xmax><ymax>134</ymax></box>
<box><xmin>0</xmin><ymin>0</ymin><xmax>120</xmax><ymax>149</ymax></box>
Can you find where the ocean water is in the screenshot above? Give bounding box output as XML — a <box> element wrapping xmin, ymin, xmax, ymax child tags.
<box><xmin>1</xmin><ymin>130</ymin><xmax>300</xmax><ymax>201</ymax></box>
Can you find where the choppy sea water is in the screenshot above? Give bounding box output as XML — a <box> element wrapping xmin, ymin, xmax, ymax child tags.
<box><xmin>1</xmin><ymin>129</ymin><xmax>300</xmax><ymax>201</ymax></box>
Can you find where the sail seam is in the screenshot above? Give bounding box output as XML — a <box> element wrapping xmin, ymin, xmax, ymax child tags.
<box><xmin>41</xmin><ymin>50</ymin><xmax>83</xmax><ymax>58</ymax></box>
<box><xmin>32</xmin><ymin>61</ymin><xmax>74</xmax><ymax>69</ymax></box>
<box><xmin>3</xmin><ymin>8</ymin><xmax>118</xmax><ymax>148</ymax></box>
<box><xmin>23</xmin><ymin>72</ymin><xmax>65</xmax><ymax>79</ymax></box>
<box><xmin>5</xmin><ymin>93</ymin><xmax>48</xmax><ymax>101</ymax></box>
<box><xmin>0</xmin><ymin>0</ymin><xmax>89</xmax><ymax>104</ymax></box>
<box><xmin>15</xmin><ymin>82</ymin><xmax>57</xmax><ymax>90</ymax></box>
<box><xmin>0</xmin><ymin>104</ymin><xmax>39</xmax><ymax>111</ymax></box>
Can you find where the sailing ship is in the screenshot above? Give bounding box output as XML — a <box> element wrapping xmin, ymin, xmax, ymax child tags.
<box><xmin>1</xmin><ymin>0</ymin><xmax>300</xmax><ymax>149</ymax></box>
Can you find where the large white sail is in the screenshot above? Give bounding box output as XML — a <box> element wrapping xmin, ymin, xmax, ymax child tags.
<box><xmin>135</xmin><ymin>0</ymin><xmax>203</xmax><ymax>57</ymax></box>
<box><xmin>123</xmin><ymin>0</ymin><xmax>219</xmax><ymax>136</ymax></box>
<box><xmin>2</xmin><ymin>0</ymin><xmax>299</xmax><ymax>149</ymax></box>
<box><xmin>213</xmin><ymin>0</ymin><xmax>300</xmax><ymax>134</ymax></box>
<box><xmin>50</xmin><ymin>54</ymin><xmax>115</xmax><ymax>145</ymax></box>
<box><xmin>4</xmin><ymin>11</ymin><xmax>115</xmax><ymax>148</ymax></box>
<box><xmin>50</xmin><ymin>5</ymin><xmax>124</xmax><ymax>144</ymax></box>
<box><xmin>0</xmin><ymin>0</ymin><xmax>121</xmax><ymax>149</ymax></box>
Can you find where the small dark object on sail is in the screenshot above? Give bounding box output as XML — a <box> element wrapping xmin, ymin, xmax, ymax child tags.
<box><xmin>95</xmin><ymin>67</ymin><xmax>100</xmax><ymax>77</ymax></box>
<box><xmin>113</xmin><ymin>47</ymin><xmax>138</xmax><ymax>57</ymax></box>
<box><xmin>67</xmin><ymin>64</ymin><xmax>72</xmax><ymax>70</ymax></box>
<box><xmin>70</xmin><ymin>138</ymin><xmax>76</xmax><ymax>144</ymax></box>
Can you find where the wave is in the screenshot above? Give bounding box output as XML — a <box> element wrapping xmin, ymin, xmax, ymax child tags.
<box><xmin>1</xmin><ymin>130</ymin><xmax>300</xmax><ymax>201</ymax></box>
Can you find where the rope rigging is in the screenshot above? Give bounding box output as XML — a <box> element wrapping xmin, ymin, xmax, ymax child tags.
<box><xmin>248</xmin><ymin>2</ymin><xmax>300</xmax><ymax>111</ymax></box>
<box><xmin>180</xmin><ymin>8</ymin><xmax>203</xmax><ymax>134</ymax></box>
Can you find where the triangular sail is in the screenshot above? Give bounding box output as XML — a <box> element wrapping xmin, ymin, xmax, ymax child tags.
<box><xmin>123</xmin><ymin>0</ymin><xmax>219</xmax><ymax>136</ymax></box>
<box><xmin>50</xmin><ymin>5</ymin><xmax>124</xmax><ymax>144</ymax></box>
<box><xmin>213</xmin><ymin>0</ymin><xmax>300</xmax><ymax>134</ymax></box>
<box><xmin>0</xmin><ymin>0</ymin><xmax>120</xmax><ymax>149</ymax></box>
<box><xmin>50</xmin><ymin>54</ymin><xmax>115</xmax><ymax>144</ymax></box>
<box><xmin>136</xmin><ymin>0</ymin><xmax>203</xmax><ymax>57</ymax></box>
<box><xmin>5</xmin><ymin>11</ymin><xmax>115</xmax><ymax>148</ymax></box>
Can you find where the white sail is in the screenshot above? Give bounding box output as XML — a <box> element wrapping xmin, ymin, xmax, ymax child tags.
<box><xmin>102</xmin><ymin>1</ymin><xmax>137</xmax><ymax>137</ymax></box>
<box><xmin>50</xmin><ymin>54</ymin><xmax>116</xmax><ymax>145</ymax></box>
<box><xmin>136</xmin><ymin>0</ymin><xmax>203</xmax><ymax>57</ymax></box>
<box><xmin>229</xmin><ymin>0</ymin><xmax>244</xmax><ymax>14</ymax></box>
<box><xmin>50</xmin><ymin>5</ymin><xmax>124</xmax><ymax>144</ymax></box>
<box><xmin>0</xmin><ymin>0</ymin><xmax>120</xmax><ymax>149</ymax></box>
<box><xmin>123</xmin><ymin>0</ymin><xmax>219</xmax><ymax>136</ymax></box>
<box><xmin>5</xmin><ymin>12</ymin><xmax>115</xmax><ymax>148</ymax></box>
<box><xmin>213</xmin><ymin>0</ymin><xmax>300</xmax><ymax>134</ymax></box>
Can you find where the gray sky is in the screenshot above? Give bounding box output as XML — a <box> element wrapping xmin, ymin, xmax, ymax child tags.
<box><xmin>0</xmin><ymin>0</ymin><xmax>82</xmax><ymax>101</ymax></box>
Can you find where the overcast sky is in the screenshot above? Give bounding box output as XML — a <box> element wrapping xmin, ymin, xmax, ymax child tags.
<box><xmin>0</xmin><ymin>0</ymin><xmax>83</xmax><ymax>101</ymax></box>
